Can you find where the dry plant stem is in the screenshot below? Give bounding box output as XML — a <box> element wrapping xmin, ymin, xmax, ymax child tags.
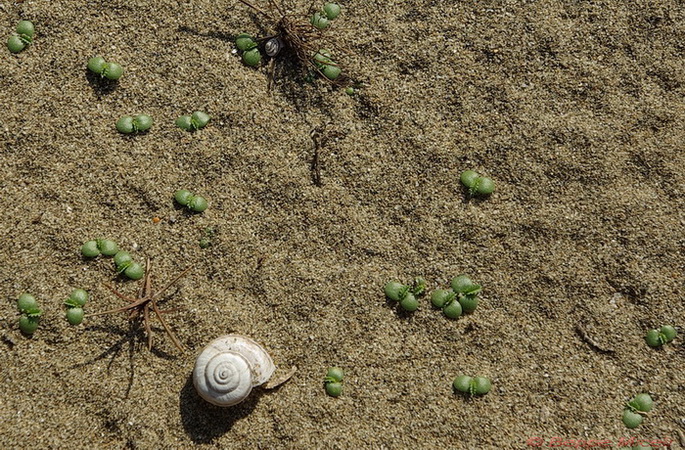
<box><xmin>87</xmin><ymin>258</ymin><xmax>190</xmax><ymax>352</ymax></box>
<box><xmin>239</xmin><ymin>0</ymin><xmax>321</xmax><ymax>65</ymax></box>
<box><xmin>575</xmin><ymin>322</ymin><xmax>615</xmax><ymax>354</ymax></box>
<box><xmin>264</xmin><ymin>365</ymin><xmax>298</xmax><ymax>389</ymax></box>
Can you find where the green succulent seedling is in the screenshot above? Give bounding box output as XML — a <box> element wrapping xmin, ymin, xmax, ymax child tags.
<box><xmin>235</xmin><ymin>33</ymin><xmax>258</xmax><ymax>51</ymax></box>
<box><xmin>310</xmin><ymin>11</ymin><xmax>330</xmax><ymax>30</ymax></box>
<box><xmin>313</xmin><ymin>48</ymin><xmax>341</xmax><ymax>81</ymax></box>
<box><xmin>383</xmin><ymin>278</ymin><xmax>425</xmax><ymax>312</ymax></box>
<box><xmin>322</xmin><ymin>3</ymin><xmax>341</xmax><ymax>20</ymax></box>
<box><xmin>17</xmin><ymin>293</ymin><xmax>41</xmax><ymax>335</ymax></box>
<box><xmin>7</xmin><ymin>20</ymin><xmax>35</xmax><ymax>53</ymax></box>
<box><xmin>453</xmin><ymin>375</ymin><xmax>491</xmax><ymax>396</ymax></box>
<box><xmin>324</xmin><ymin>367</ymin><xmax>344</xmax><ymax>397</ymax></box>
<box><xmin>81</xmin><ymin>239</ymin><xmax>119</xmax><ymax>257</ymax></box>
<box><xmin>174</xmin><ymin>189</ymin><xmax>208</xmax><ymax>213</ymax></box>
<box><xmin>451</xmin><ymin>275</ymin><xmax>481</xmax><ymax>314</ymax></box>
<box><xmin>242</xmin><ymin>48</ymin><xmax>262</xmax><ymax>67</ymax></box>
<box><xmin>17</xmin><ymin>293</ymin><xmax>38</xmax><ymax>313</ymax></box>
<box><xmin>622</xmin><ymin>393</ymin><xmax>653</xmax><ymax>429</ymax></box>
<box><xmin>622</xmin><ymin>409</ymin><xmax>643</xmax><ymax>429</ymax></box>
<box><xmin>19</xmin><ymin>315</ymin><xmax>40</xmax><ymax>334</ymax></box>
<box><xmin>627</xmin><ymin>393</ymin><xmax>653</xmax><ymax>413</ymax></box>
<box><xmin>64</xmin><ymin>289</ymin><xmax>89</xmax><ymax>326</ymax></box>
<box><xmin>66</xmin><ymin>308</ymin><xmax>85</xmax><ymax>325</ymax></box>
<box><xmin>113</xmin><ymin>251</ymin><xmax>144</xmax><ymax>280</ymax></box>
<box><xmin>199</xmin><ymin>227</ymin><xmax>216</xmax><ymax>249</ymax></box>
<box><xmin>431</xmin><ymin>289</ymin><xmax>462</xmax><ymax>319</ymax></box>
<box><xmin>645</xmin><ymin>325</ymin><xmax>677</xmax><ymax>347</ymax></box>
<box><xmin>65</xmin><ymin>289</ymin><xmax>88</xmax><ymax>308</ymax></box>
<box><xmin>116</xmin><ymin>114</ymin><xmax>152</xmax><ymax>134</ymax></box>
<box><xmin>87</xmin><ymin>56</ymin><xmax>123</xmax><ymax>80</ymax></box>
<box><xmin>176</xmin><ymin>111</ymin><xmax>211</xmax><ymax>131</ymax></box>
<box><xmin>460</xmin><ymin>170</ymin><xmax>495</xmax><ymax>196</ymax></box>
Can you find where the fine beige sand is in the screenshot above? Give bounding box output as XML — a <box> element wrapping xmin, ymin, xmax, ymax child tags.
<box><xmin>1</xmin><ymin>0</ymin><xmax>684</xmax><ymax>448</ymax></box>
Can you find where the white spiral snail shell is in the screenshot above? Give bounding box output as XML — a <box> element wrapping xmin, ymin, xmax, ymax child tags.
<box><xmin>193</xmin><ymin>334</ymin><xmax>277</xmax><ymax>407</ymax></box>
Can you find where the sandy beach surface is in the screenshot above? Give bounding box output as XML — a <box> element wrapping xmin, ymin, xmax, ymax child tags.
<box><xmin>1</xmin><ymin>1</ymin><xmax>684</xmax><ymax>448</ymax></box>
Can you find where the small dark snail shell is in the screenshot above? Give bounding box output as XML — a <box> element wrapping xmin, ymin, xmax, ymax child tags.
<box><xmin>265</xmin><ymin>38</ymin><xmax>284</xmax><ymax>57</ymax></box>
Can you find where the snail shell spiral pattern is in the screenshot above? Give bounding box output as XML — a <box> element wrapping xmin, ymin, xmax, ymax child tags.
<box><xmin>193</xmin><ymin>334</ymin><xmax>276</xmax><ymax>407</ymax></box>
<box><xmin>265</xmin><ymin>37</ymin><xmax>284</xmax><ymax>57</ymax></box>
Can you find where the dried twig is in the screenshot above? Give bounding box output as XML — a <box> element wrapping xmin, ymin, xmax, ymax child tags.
<box><xmin>87</xmin><ymin>258</ymin><xmax>190</xmax><ymax>352</ymax></box>
<box><xmin>575</xmin><ymin>322</ymin><xmax>615</xmax><ymax>354</ymax></box>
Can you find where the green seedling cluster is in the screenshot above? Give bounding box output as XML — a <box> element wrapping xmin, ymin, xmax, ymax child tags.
<box><xmin>460</xmin><ymin>170</ymin><xmax>495</xmax><ymax>196</ymax></box>
<box><xmin>199</xmin><ymin>227</ymin><xmax>216</xmax><ymax>249</ymax></box>
<box><xmin>431</xmin><ymin>275</ymin><xmax>481</xmax><ymax>319</ymax></box>
<box><xmin>81</xmin><ymin>239</ymin><xmax>119</xmax><ymax>258</ymax></box>
<box><xmin>174</xmin><ymin>189</ymin><xmax>208</xmax><ymax>213</ymax></box>
<box><xmin>7</xmin><ymin>20</ymin><xmax>35</xmax><ymax>53</ymax></box>
<box><xmin>452</xmin><ymin>375</ymin><xmax>491</xmax><ymax>396</ymax></box>
<box><xmin>383</xmin><ymin>277</ymin><xmax>426</xmax><ymax>312</ymax></box>
<box><xmin>324</xmin><ymin>367</ymin><xmax>344</xmax><ymax>397</ymax></box>
<box><xmin>645</xmin><ymin>325</ymin><xmax>677</xmax><ymax>348</ymax></box>
<box><xmin>81</xmin><ymin>239</ymin><xmax>143</xmax><ymax>280</ymax></box>
<box><xmin>235</xmin><ymin>33</ymin><xmax>262</xmax><ymax>67</ymax></box>
<box><xmin>113</xmin><ymin>251</ymin><xmax>144</xmax><ymax>280</ymax></box>
<box><xmin>176</xmin><ymin>111</ymin><xmax>211</xmax><ymax>131</ymax></box>
<box><xmin>17</xmin><ymin>293</ymin><xmax>41</xmax><ymax>334</ymax></box>
<box><xmin>622</xmin><ymin>393</ymin><xmax>653</xmax><ymax>429</ymax></box>
<box><xmin>64</xmin><ymin>289</ymin><xmax>88</xmax><ymax>325</ymax></box>
<box><xmin>87</xmin><ymin>56</ymin><xmax>124</xmax><ymax>81</ymax></box>
<box><xmin>310</xmin><ymin>3</ymin><xmax>341</xmax><ymax>30</ymax></box>
<box><xmin>313</xmin><ymin>49</ymin><xmax>341</xmax><ymax>81</ymax></box>
<box><xmin>116</xmin><ymin>114</ymin><xmax>153</xmax><ymax>134</ymax></box>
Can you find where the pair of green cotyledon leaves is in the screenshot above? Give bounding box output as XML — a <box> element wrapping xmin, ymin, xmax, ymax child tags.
<box><xmin>16</xmin><ymin>289</ymin><xmax>88</xmax><ymax>334</ymax></box>
<box><xmin>622</xmin><ymin>393</ymin><xmax>653</xmax><ymax>429</ymax></box>
<box><xmin>645</xmin><ymin>325</ymin><xmax>677</xmax><ymax>348</ymax></box>
<box><xmin>7</xmin><ymin>20</ymin><xmax>35</xmax><ymax>53</ymax></box>
<box><xmin>384</xmin><ymin>275</ymin><xmax>481</xmax><ymax>318</ymax></box>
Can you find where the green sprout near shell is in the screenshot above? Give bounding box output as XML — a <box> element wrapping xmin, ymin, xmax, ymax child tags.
<box><xmin>116</xmin><ymin>114</ymin><xmax>153</xmax><ymax>134</ymax></box>
<box><xmin>242</xmin><ymin>48</ymin><xmax>262</xmax><ymax>67</ymax></box>
<box><xmin>7</xmin><ymin>20</ymin><xmax>34</xmax><ymax>54</ymax></box>
<box><xmin>452</xmin><ymin>375</ymin><xmax>491</xmax><ymax>396</ymax></box>
<box><xmin>313</xmin><ymin>49</ymin><xmax>341</xmax><ymax>81</ymax></box>
<box><xmin>460</xmin><ymin>170</ymin><xmax>495</xmax><ymax>196</ymax></box>
<box><xmin>324</xmin><ymin>366</ymin><xmax>344</xmax><ymax>397</ymax></box>
<box><xmin>622</xmin><ymin>393</ymin><xmax>653</xmax><ymax>429</ymax></box>
<box><xmin>311</xmin><ymin>3</ymin><xmax>341</xmax><ymax>29</ymax></box>
<box><xmin>234</xmin><ymin>33</ymin><xmax>262</xmax><ymax>67</ymax></box>
<box><xmin>645</xmin><ymin>325</ymin><xmax>677</xmax><ymax>348</ymax></box>
<box><xmin>87</xmin><ymin>56</ymin><xmax>124</xmax><ymax>81</ymax></box>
